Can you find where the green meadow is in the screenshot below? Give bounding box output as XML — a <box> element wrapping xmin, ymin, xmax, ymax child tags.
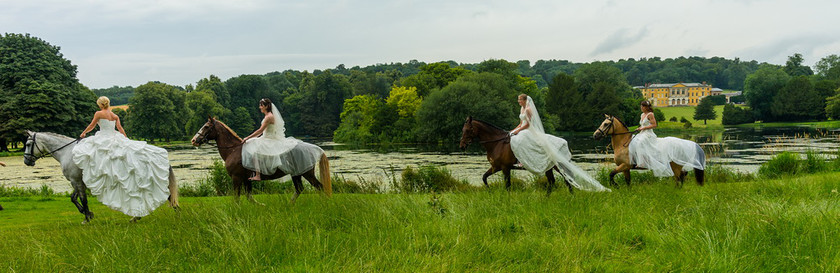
<box><xmin>2</xmin><ymin>171</ymin><xmax>840</xmax><ymax>272</ymax></box>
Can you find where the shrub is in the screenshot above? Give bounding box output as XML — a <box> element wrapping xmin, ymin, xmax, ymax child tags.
<box><xmin>679</xmin><ymin>116</ymin><xmax>688</xmax><ymax>123</ymax></box>
<box><xmin>722</xmin><ymin>104</ymin><xmax>755</xmax><ymax>125</ymax></box>
<box><xmin>653</xmin><ymin>108</ymin><xmax>665</xmax><ymax>123</ymax></box>
<box><xmin>758</xmin><ymin>152</ymin><xmax>799</xmax><ymax>178</ymax></box>
<box><xmin>683</xmin><ymin>121</ymin><xmax>693</xmax><ymax>128</ymax></box>
<box><xmin>801</xmin><ymin>150</ymin><xmax>831</xmax><ymax>174</ymax></box>
<box><xmin>332</xmin><ymin>176</ymin><xmax>384</xmax><ymax>194</ymax></box>
<box><xmin>669</xmin><ymin>117</ymin><xmax>678</xmax><ymax>122</ymax></box>
<box><xmin>397</xmin><ymin>165</ymin><xmax>471</xmax><ymax>193</ymax></box>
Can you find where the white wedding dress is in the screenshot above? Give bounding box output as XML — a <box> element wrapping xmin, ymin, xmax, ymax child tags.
<box><xmin>510</xmin><ymin>96</ymin><xmax>611</xmax><ymax>192</ymax></box>
<box><xmin>242</xmin><ymin>103</ymin><xmax>324</xmax><ymax>176</ymax></box>
<box><xmin>628</xmin><ymin>113</ymin><xmax>706</xmax><ymax>177</ymax></box>
<box><xmin>72</xmin><ymin>119</ymin><xmax>170</xmax><ymax>217</ymax></box>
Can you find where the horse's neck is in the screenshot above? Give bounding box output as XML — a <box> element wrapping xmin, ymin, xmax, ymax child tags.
<box><xmin>40</xmin><ymin>134</ymin><xmax>75</xmax><ymax>165</ymax></box>
<box><xmin>214</xmin><ymin>123</ymin><xmax>241</xmax><ymax>159</ymax></box>
<box><xmin>610</xmin><ymin>122</ymin><xmax>632</xmax><ymax>151</ymax></box>
<box><xmin>474</xmin><ymin>122</ymin><xmax>507</xmax><ymax>150</ymax></box>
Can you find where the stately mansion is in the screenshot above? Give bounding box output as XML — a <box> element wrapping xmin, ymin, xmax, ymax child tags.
<box><xmin>634</xmin><ymin>82</ymin><xmax>723</xmax><ymax>107</ymax></box>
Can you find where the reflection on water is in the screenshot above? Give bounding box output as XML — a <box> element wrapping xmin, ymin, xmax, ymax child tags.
<box><xmin>2</xmin><ymin>126</ymin><xmax>838</xmax><ymax>192</ymax></box>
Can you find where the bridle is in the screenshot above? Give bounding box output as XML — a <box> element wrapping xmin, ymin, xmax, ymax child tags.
<box><xmin>462</xmin><ymin>120</ymin><xmax>510</xmax><ymax>147</ymax></box>
<box><xmin>24</xmin><ymin>133</ymin><xmax>81</xmax><ymax>162</ymax></box>
<box><xmin>194</xmin><ymin>121</ymin><xmax>243</xmax><ymax>150</ymax></box>
<box><xmin>596</xmin><ymin>116</ymin><xmax>635</xmax><ymax>147</ymax></box>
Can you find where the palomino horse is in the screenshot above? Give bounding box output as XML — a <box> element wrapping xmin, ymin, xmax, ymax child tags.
<box><xmin>190</xmin><ymin>117</ymin><xmax>332</xmax><ymax>203</ymax></box>
<box><xmin>459</xmin><ymin>117</ymin><xmax>573</xmax><ymax>195</ymax></box>
<box><xmin>592</xmin><ymin>115</ymin><xmax>705</xmax><ymax>187</ymax></box>
<box><xmin>23</xmin><ymin>131</ymin><xmax>180</xmax><ymax>223</ymax></box>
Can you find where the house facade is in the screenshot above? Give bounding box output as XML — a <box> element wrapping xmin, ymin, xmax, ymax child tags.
<box><xmin>634</xmin><ymin>82</ymin><xmax>714</xmax><ymax>107</ymax></box>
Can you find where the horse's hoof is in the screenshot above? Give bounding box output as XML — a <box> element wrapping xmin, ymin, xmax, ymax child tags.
<box><xmin>130</xmin><ymin>217</ymin><xmax>142</xmax><ymax>223</ymax></box>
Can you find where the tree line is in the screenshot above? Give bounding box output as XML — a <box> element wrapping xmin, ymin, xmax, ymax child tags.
<box><xmin>3</xmin><ymin>33</ymin><xmax>840</xmax><ymax>150</ymax></box>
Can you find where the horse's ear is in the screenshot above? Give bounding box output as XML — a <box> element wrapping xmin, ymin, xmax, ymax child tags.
<box><xmin>604</xmin><ymin>114</ymin><xmax>610</xmax><ymax>118</ymax></box>
<box><xmin>25</xmin><ymin>130</ymin><xmax>33</xmax><ymax>136</ymax></box>
<box><xmin>207</xmin><ymin>115</ymin><xmax>214</xmax><ymax>121</ymax></box>
<box><xmin>467</xmin><ymin>116</ymin><xmax>472</xmax><ymax>122</ymax></box>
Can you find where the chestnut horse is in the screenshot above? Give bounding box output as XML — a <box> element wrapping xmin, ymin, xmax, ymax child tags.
<box><xmin>191</xmin><ymin>117</ymin><xmax>332</xmax><ymax>203</ymax></box>
<box><xmin>593</xmin><ymin>114</ymin><xmax>705</xmax><ymax>187</ymax></box>
<box><xmin>459</xmin><ymin>117</ymin><xmax>573</xmax><ymax>195</ymax></box>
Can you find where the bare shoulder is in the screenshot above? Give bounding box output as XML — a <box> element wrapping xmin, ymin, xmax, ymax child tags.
<box><xmin>265</xmin><ymin>113</ymin><xmax>275</xmax><ymax>124</ymax></box>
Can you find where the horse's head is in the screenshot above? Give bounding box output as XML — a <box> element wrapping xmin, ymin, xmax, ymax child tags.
<box><xmin>23</xmin><ymin>131</ymin><xmax>42</xmax><ymax>166</ymax></box>
<box><xmin>459</xmin><ymin>116</ymin><xmax>477</xmax><ymax>150</ymax></box>
<box><xmin>191</xmin><ymin>117</ymin><xmax>219</xmax><ymax>146</ymax></box>
<box><xmin>593</xmin><ymin>114</ymin><xmax>617</xmax><ymax>140</ymax></box>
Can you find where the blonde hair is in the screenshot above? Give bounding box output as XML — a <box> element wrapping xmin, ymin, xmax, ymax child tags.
<box><xmin>96</xmin><ymin>96</ymin><xmax>110</xmax><ymax>109</ymax></box>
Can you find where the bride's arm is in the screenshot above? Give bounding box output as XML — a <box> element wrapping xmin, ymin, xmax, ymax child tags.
<box><xmin>242</xmin><ymin>115</ymin><xmax>273</xmax><ymax>142</ymax></box>
<box><xmin>115</xmin><ymin>116</ymin><xmax>128</xmax><ymax>137</ymax></box>
<box><xmin>80</xmin><ymin>112</ymin><xmax>101</xmax><ymax>138</ymax></box>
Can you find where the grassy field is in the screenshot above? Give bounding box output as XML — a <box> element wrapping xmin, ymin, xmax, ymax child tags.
<box><xmin>2</xmin><ymin>172</ymin><xmax>840</xmax><ymax>271</ymax></box>
<box><xmin>656</xmin><ymin>105</ymin><xmax>725</xmax><ymax>129</ymax></box>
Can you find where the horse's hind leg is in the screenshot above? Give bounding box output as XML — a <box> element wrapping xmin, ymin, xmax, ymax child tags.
<box><xmin>302</xmin><ymin>170</ymin><xmax>323</xmax><ymax>191</ymax></box>
<box><xmin>291</xmin><ymin>175</ymin><xmax>305</xmax><ymax>204</ymax></box>
<box><xmin>502</xmin><ymin>168</ymin><xmax>512</xmax><ymax>191</ymax></box>
<box><xmin>670</xmin><ymin>162</ymin><xmax>684</xmax><ymax>188</ymax></box>
<box><xmin>544</xmin><ymin>170</ymin><xmax>555</xmax><ymax>196</ymax></box>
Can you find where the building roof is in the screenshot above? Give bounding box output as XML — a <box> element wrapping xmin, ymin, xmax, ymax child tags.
<box><xmin>711</xmin><ymin>88</ymin><xmax>723</xmax><ymax>91</ymax></box>
<box><xmin>641</xmin><ymin>82</ymin><xmax>710</xmax><ymax>88</ymax></box>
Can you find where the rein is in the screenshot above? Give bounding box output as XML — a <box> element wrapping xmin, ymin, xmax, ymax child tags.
<box><xmin>598</xmin><ymin>117</ymin><xmax>636</xmax><ymax>147</ymax></box>
<box><xmin>479</xmin><ymin>134</ymin><xmax>511</xmax><ymax>144</ymax></box>
<box><xmin>25</xmin><ymin>133</ymin><xmax>81</xmax><ymax>161</ymax></box>
<box><xmin>198</xmin><ymin>121</ymin><xmax>243</xmax><ymax>149</ymax></box>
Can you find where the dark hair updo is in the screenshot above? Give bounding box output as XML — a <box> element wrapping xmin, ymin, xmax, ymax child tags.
<box><xmin>259</xmin><ymin>98</ymin><xmax>272</xmax><ymax>111</ymax></box>
<box><xmin>640</xmin><ymin>100</ymin><xmax>653</xmax><ymax>112</ymax></box>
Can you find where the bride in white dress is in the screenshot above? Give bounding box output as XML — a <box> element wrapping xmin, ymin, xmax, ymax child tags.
<box><xmin>241</xmin><ymin>98</ymin><xmax>318</xmax><ymax>180</ymax></box>
<box><xmin>509</xmin><ymin>94</ymin><xmax>610</xmax><ymax>192</ymax></box>
<box><xmin>72</xmin><ymin>96</ymin><xmax>170</xmax><ymax>218</ymax></box>
<box><xmin>628</xmin><ymin>100</ymin><xmax>706</xmax><ymax>177</ymax></box>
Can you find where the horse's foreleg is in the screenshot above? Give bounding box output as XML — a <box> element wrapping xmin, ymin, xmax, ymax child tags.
<box><xmin>611</xmin><ymin>163</ymin><xmax>632</xmax><ymax>187</ymax></box>
<box><xmin>245</xmin><ymin>179</ymin><xmax>264</xmax><ymax>206</ymax></box>
<box><xmin>482</xmin><ymin>167</ymin><xmax>498</xmax><ymax>189</ymax></box>
<box><xmin>502</xmin><ymin>168</ymin><xmax>512</xmax><ymax>191</ymax></box>
<box><xmin>70</xmin><ymin>190</ymin><xmax>84</xmax><ymax>213</ymax></box>
<box><xmin>623</xmin><ymin>170</ymin><xmax>631</xmax><ymax>186</ymax></box>
<box><xmin>80</xmin><ymin>190</ymin><xmax>93</xmax><ymax>223</ymax></box>
<box><xmin>232</xmin><ymin>176</ymin><xmax>243</xmax><ymax>203</ymax></box>
<box><xmin>291</xmin><ymin>175</ymin><xmax>304</xmax><ymax>204</ymax></box>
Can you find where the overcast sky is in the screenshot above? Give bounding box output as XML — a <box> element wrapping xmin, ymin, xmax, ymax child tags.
<box><xmin>2</xmin><ymin>0</ymin><xmax>839</xmax><ymax>89</ymax></box>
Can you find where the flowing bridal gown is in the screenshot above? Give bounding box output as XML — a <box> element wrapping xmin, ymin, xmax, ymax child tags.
<box><xmin>628</xmin><ymin>112</ymin><xmax>706</xmax><ymax>177</ymax></box>
<box><xmin>72</xmin><ymin>119</ymin><xmax>170</xmax><ymax>217</ymax></box>
<box><xmin>242</xmin><ymin>103</ymin><xmax>323</xmax><ymax>176</ymax></box>
<box><xmin>510</xmin><ymin>96</ymin><xmax>611</xmax><ymax>192</ymax></box>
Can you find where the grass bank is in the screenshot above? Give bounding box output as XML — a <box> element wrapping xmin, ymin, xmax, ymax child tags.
<box><xmin>2</xmin><ymin>172</ymin><xmax>840</xmax><ymax>271</ymax></box>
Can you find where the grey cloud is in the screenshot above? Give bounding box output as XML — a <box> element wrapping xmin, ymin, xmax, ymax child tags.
<box><xmin>590</xmin><ymin>27</ymin><xmax>649</xmax><ymax>56</ymax></box>
<box><xmin>733</xmin><ymin>35</ymin><xmax>837</xmax><ymax>64</ymax></box>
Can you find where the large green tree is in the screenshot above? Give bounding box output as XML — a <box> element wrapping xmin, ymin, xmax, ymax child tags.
<box><xmin>693</xmin><ymin>96</ymin><xmax>717</xmax><ymax>124</ymax></box>
<box><xmin>0</xmin><ymin>33</ymin><xmax>96</xmax><ymax>151</ymax></box>
<box><xmin>126</xmin><ymin>82</ymin><xmax>187</xmax><ymax>141</ymax></box>
<box><xmin>783</xmin><ymin>53</ymin><xmax>813</xmax><ymax>77</ymax></box>
<box><xmin>415</xmin><ymin>72</ymin><xmax>519</xmax><ymax>142</ymax></box>
<box><xmin>815</xmin><ymin>54</ymin><xmax>840</xmax><ymax>82</ymax></box>
<box><xmin>771</xmin><ymin>76</ymin><xmax>822</xmax><ymax>121</ymax></box>
<box><xmin>294</xmin><ymin>71</ymin><xmax>354</xmax><ymax>136</ymax></box>
<box><xmin>545</xmin><ymin>73</ymin><xmax>585</xmax><ymax>131</ymax></box>
<box><xmin>185</xmin><ymin>89</ymin><xmax>229</xmax><ymax>136</ymax></box>
<box><xmin>744</xmin><ymin>65</ymin><xmax>790</xmax><ymax>121</ymax></box>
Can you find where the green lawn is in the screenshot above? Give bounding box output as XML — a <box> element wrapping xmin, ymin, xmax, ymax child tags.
<box><xmin>657</xmin><ymin>105</ymin><xmax>725</xmax><ymax>126</ymax></box>
<box><xmin>2</xmin><ymin>172</ymin><xmax>840</xmax><ymax>271</ymax></box>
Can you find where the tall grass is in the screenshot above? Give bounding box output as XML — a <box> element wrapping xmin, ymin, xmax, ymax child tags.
<box><xmin>2</xmin><ymin>172</ymin><xmax>840</xmax><ymax>271</ymax></box>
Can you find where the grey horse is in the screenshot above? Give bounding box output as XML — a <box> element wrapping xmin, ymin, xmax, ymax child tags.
<box><xmin>23</xmin><ymin>131</ymin><xmax>180</xmax><ymax>223</ymax></box>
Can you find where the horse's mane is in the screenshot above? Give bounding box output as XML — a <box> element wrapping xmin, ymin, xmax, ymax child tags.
<box><xmin>37</xmin><ymin>132</ymin><xmax>74</xmax><ymax>141</ymax></box>
<box><xmin>609</xmin><ymin>115</ymin><xmax>631</xmax><ymax>132</ymax></box>
<box><xmin>472</xmin><ymin>118</ymin><xmax>508</xmax><ymax>132</ymax></box>
<box><xmin>213</xmin><ymin>120</ymin><xmax>243</xmax><ymax>140</ymax></box>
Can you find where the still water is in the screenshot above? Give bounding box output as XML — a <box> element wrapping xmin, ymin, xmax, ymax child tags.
<box><xmin>2</xmin><ymin>126</ymin><xmax>837</xmax><ymax>193</ymax></box>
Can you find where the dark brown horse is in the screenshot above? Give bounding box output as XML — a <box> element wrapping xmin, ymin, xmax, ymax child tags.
<box><xmin>459</xmin><ymin>117</ymin><xmax>573</xmax><ymax>195</ymax></box>
<box><xmin>191</xmin><ymin>117</ymin><xmax>332</xmax><ymax>203</ymax></box>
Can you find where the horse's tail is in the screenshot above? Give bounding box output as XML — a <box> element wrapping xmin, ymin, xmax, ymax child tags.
<box><xmin>319</xmin><ymin>153</ymin><xmax>332</xmax><ymax>197</ymax></box>
<box><xmin>168</xmin><ymin>167</ymin><xmax>181</xmax><ymax>209</ymax></box>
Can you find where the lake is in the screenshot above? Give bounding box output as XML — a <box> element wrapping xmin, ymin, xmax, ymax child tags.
<box><xmin>2</xmin><ymin>126</ymin><xmax>838</xmax><ymax>193</ymax></box>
